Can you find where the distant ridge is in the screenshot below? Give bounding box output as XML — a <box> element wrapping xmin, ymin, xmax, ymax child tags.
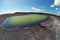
<box><xmin>0</xmin><ymin>12</ymin><xmax>60</xmax><ymax>25</ymax></box>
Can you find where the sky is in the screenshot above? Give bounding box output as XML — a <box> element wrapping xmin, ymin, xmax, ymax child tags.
<box><xmin>0</xmin><ymin>0</ymin><xmax>60</xmax><ymax>16</ymax></box>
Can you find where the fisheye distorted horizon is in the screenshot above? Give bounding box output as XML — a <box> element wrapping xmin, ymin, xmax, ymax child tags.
<box><xmin>0</xmin><ymin>0</ymin><xmax>60</xmax><ymax>16</ymax></box>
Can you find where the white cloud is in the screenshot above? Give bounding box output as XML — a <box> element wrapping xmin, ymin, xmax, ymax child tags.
<box><xmin>1</xmin><ymin>10</ymin><xmax>20</xmax><ymax>15</ymax></box>
<box><xmin>58</xmin><ymin>12</ymin><xmax>60</xmax><ymax>14</ymax></box>
<box><xmin>54</xmin><ymin>0</ymin><xmax>60</xmax><ymax>6</ymax></box>
<box><xmin>50</xmin><ymin>5</ymin><xmax>55</xmax><ymax>7</ymax></box>
<box><xmin>0</xmin><ymin>13</ymin><xmax>2</xmax><ymax>15</ymax></box>
<box><xmin>32</xmin><ymin>7</ymin><xmax>40</xmax><ymax>11</ymax></box>
<box><xmin>55</xmin><ymin>8</ymin><xmax>59</xmax><ymax>11</ymax></box>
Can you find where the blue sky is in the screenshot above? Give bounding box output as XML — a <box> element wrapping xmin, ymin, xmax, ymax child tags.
<box><xmin>0</xmin><ymin>0</ymin><xmax>60</xmax><ymax>16</ymax></box>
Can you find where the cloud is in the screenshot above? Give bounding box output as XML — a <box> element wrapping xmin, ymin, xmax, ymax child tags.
<box><xmin>50</xmin><ymin>5</ymin><xmax>55</xmax><ymax>7</ymax></box>
<box><xmin>0</xmin><ymin>13</ymin><xmax>2</xmax><ymax>15</ymax></box>
<box><xmin>1</xmin><ymin>9</ymin><xmax>21</xmax><ymax>15</ymax></box>
<box><xmin>55</xmin><ymin>8</ymin><xmax>59</xmax><ymax>11</ymax></box>
<box><xmin>32</xmin><ymin>7</ymin><xmax>40</xmax><ymax>11</ymax></box>
<box><xmin>58</xmin><ymin>12</ymin><xmax>60</xmax><ymax>14</ymax></box>
<box><xmin>54</xmin><ymin>0</ymin><xmax>60</xmax><ymax>6</ymax></box>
